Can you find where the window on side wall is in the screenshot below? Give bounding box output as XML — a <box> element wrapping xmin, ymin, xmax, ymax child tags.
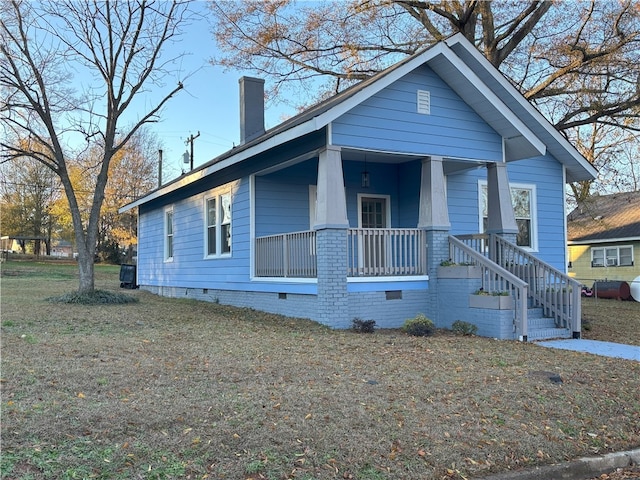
<box><xmin>165</xmin><ymin>208</ymin><xmax>174</xmax><ymax>261</ymax></box>
<box><xmin>591</xmin><ymin>245</ymin><xmax>634</xmax><ymax>267</ymax></box>
<box><xmin>205</xmin><ymin>190</ymin><xmax>232</xmax><ymax>258</ymax></box>
<box><xmin>479</xmin><ymin>182</ymin><xmax>537</xmax><ymax>250</ymax></box>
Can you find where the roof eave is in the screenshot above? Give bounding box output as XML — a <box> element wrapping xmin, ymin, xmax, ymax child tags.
<box><xmin>445</xmin><ymin>34</ymin><xmax>597</xmax><ymax>183</ymax></box>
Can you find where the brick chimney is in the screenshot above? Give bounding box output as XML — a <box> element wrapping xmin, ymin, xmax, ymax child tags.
<box><xmin>239</xmin><ymin>76</ymin><xmax>265</xmax><ymax>144</ymax></box>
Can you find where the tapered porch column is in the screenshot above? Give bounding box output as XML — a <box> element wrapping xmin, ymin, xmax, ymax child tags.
<box><xmin>486</xmin><ymin>162</ymin><xmax>518</xmax><ymax>263</ymax></box>
<box><xmin>314</xmin><ymin>146</ymin><xmax>349</xmax><ymax>328</ymax></box>
<box><xmin>418</xmin><ymin>156</ymin><xmax>450</xmax><ymax>231</ymax></box>
<box><xmin>418</xmin><ymin>156</ymin><xmax>450</xmax><ymax>326</ymax></box>
<box><xmin>486</xmin><ymin>162</ymin><xmax>518</xmax><ymax>236</ymax></box>
<box><xmin>314</xmin><ymin>145</ymin><xmax>348</xmax><ymax>230</ymax></box>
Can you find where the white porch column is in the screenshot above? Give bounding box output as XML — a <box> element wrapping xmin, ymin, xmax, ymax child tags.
<box><xmin>486</xmin><ymin>162</ymin><xmax>518</xmax><ymax>236</ymax></box>
<box><xmin>418</xmin><ymin>156</ymin><xmax>450</xmax><ymax>230</ymax></box>
<box><xmin>314</xmin><ymin>145</ymin><xmax>349</xmax><ymax>229</ymax></box>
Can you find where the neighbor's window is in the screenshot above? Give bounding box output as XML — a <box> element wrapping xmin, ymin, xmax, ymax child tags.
<box><xmin>205</xmin><ymin>190</ymin><xmax>232</xmax><ymax>257</ymax></box>
<box><xmin>480</xmin><ymin>182</ymin><xmax>537</xmax><ymax>250</ymax></box>
<box><xmin>165</xmin><ymin>208</ymin><xmax>174</xmax><ymax>261</ymax></box>
<box><xmin>591</xmin><ymin>245</ymin><xmax>634</xmax><ymax>267</ymax></box>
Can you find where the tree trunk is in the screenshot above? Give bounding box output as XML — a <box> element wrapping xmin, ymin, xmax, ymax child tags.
<box><xmin>75</xmin><ymin>238</ymin><xmax>96</xmax><ymax>293</ymax></box>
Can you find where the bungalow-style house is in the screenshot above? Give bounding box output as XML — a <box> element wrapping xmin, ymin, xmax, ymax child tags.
<box><xmin>121</xmin><ymin>33</ymin><xmax>597</xmax><ymax>341</ymax></box>
<box><xmin>568</xmin><ymin>191</ymin><xmax>640</xmax><ymax>287</ymax></box>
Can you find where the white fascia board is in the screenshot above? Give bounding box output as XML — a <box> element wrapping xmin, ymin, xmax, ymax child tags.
<box><xmin>568</xmin><ymin>237</ymin><xmax>640</xmax><ymax>245</ymax></box>
<box><xmin>445</xmin><ymin>35</ymin><xmax>598</xmax><ymax>180</ymax></box>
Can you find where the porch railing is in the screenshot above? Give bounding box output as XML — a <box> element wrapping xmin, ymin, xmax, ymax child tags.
<box><xmin>254</xmin><ymin>228</ymin><xmax>426</xmax><ymax>278</ymax></box>
<box><xmin>347</xmin><ymin>228</ymin><xmax>427</xmax><ymax>277</ymax></box>
<box><xmin>449</xmin><ymin>235</ymin><xmax>529</xmax><ymax>340</ymax></box>
<box><xmin>255</xmin><ymin>230</ymin><xmax>317</xmax><ymax>278</ymax></box>
<box><xmin>490</xmin><ymin>234</ymin><xmax>581</xmax><ymax>334</ymax></box>
<box><xmin>456</xmin><ymin>233</ymin><xmax>581</xmax><ymax>336</ymax></box>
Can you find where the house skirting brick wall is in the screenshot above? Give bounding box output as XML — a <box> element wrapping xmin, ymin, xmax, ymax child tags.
<box><xmin>141</xmin><ymin>285</ymin><xmax>320</xmax><ymax>321</ymax></box>
<box><xmin>140</xmin><ymin>285</ymin><xmax>430</xmax><ymax>330</ymax></box>
<box><xmin>348</xmin><ymin>289</ymin><xmax>429</xmax><ymax>329</ymax></box>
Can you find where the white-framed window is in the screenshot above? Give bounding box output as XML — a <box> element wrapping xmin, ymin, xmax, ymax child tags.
<box><xmin>591</xmin><ymin>245</ymin><xmax>634</xmax><ymax>267</ymax></box>
<box><xmin>164</xmin><ymin>207</ymin><xmax>174</xmax><ymax>262</ymax></box>
<box><xmin>205</xmin><ymin>189</ymin><xmax>232</xmax><ymax>257</ymax></box>
<box><xmin>479</xmin><ymin>181</ymin><xmax>537</xmax><ymax>250</ymax></box>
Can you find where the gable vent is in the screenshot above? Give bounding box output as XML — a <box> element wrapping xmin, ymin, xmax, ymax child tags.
<box><xmin>417</xmin><ymin>90</ymin><xmax>431</xmax><ymax>115</ymax></box>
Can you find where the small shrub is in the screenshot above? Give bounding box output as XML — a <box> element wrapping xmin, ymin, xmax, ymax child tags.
<box><xmin>352</xmin><ymin>318</ymin><xmax>376</xmax><ymax>333</ymax></box>
<box><xmin>401</xmin><ymin>313</ymin><xmax>435</xmax><ymax>337</ymax></box>
<box><xmin>452</xmin><ymin>320</ymin><xmax>478</xmax><ymax>336</ymax></box>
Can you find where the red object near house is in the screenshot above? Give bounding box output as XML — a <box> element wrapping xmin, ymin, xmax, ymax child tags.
<box><xmin>593</xmin><ymin>281</ymin><xmax>632</xmax><ymax>300</ymax></box>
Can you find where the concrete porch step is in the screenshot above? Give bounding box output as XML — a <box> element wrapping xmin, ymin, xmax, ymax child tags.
<box><xmin>525</xmin><ymin>306</ymin><xmax>571</xmax><ymax>341</ymax></box>
<box><xmin>527</xmin><ymin>315</ymin><xmax>558</xmax><ymax>329</ymax></box>
<box><xmin>527</xmin><ymin>327</ymin><xmax>572</xmax><ymax>341</ymax></box>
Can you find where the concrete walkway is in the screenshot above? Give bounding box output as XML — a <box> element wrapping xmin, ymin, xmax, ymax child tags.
<box><xmin>536</xmin><ymin>339</ymin><xmax>640</xmax><ymax>361</ymax></box>
<box><xmin>475</xmin><ymin>448</ymin><xmax>640</xmax><ymax>480</ymax></box>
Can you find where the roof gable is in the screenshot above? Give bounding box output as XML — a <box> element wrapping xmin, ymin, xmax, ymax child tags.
<box><xmin>121</xmin><ymin>33</ymin><xmax>596</xmax><ymax>213</ymax></box>
<box><xmin>331</xmin><ymin>63</ymin><xmax>505</xmax><ymax>161</ymax></box>
<box><xmin>568</xmin><ymin>191</ymin><xmax>640</xmax><ymax>242</ymax></box>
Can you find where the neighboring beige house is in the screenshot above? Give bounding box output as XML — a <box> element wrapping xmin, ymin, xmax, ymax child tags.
<box><xmin>568</xmin><ymin>191</ymin><xmax>640</xmax><ymax>286</ymax></box>
<box><xmin>51</xmin><ymin>240</ymin><xmax>73</xmax><ymax>258</ymax></box>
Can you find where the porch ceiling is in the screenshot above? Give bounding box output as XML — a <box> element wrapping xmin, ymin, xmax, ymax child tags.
<box><xmin>341</xmin><ymin>147</ymin><xmax>486</xmax><ymax>174</ymax></box>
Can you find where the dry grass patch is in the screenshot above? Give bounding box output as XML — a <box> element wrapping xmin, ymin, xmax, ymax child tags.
<box><xmin>581</xmin><ymin>297</ymin><xmax>640</xmax><ymax>346</ymax></box>
<box><xmin>1</xmin><ymin>261</ymin><xmax>639</xmax><ymax>480</ymax></box>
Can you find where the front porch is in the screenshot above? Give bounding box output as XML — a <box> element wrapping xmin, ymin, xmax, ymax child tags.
<box><xmin>253</xmin><ymin>229</ymin><xmax>581</xmax><ymax>341</ymax></box>
<box><xmin>248</xmin><ymin>145</ymin><xmax>578</xmax><ymax>338</ymax></box>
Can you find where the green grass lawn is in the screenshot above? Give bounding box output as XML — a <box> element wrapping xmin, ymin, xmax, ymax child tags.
<box><xmin>1</xmin><ymin>260</ymin><xmax>639</xmax><ymax>480</ymax></box>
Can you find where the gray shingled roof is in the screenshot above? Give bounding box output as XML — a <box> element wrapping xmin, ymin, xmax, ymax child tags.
<box><xmin>567</xmin><ymin>191</ymin><xmax>640</xmax><ymax>242</ymax></box>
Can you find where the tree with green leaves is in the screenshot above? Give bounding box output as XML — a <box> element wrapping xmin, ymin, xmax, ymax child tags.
<box><xmin>1</xmin><ymin>0</ymin><xmax>191</xmax><ymax>293</ymax></box>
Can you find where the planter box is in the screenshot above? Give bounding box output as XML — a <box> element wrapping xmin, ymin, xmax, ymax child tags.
<box><xmin>469</xmin><ymin>294</ymin><xmax>513</xmax><ymax>310</ymax></box>
<box><xmin>438</xmin><ymin>265</ymin><xmax>482</xmax><ymax>279</ymax></box>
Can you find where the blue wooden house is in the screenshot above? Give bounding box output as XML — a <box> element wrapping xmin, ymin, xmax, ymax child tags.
<box><xmin>121</xmin><ymin>34</ymin><xmax>596</xmax><ymax>341</ymax></box>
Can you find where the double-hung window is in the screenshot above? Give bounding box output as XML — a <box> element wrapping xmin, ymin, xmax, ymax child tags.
<box><xmin>591</xmin><ymin>245</ymin><xmax>634</xmax><ymax>267</ymax></box>
<box><xmin>205</xmin><ymin>190</ymin><xmax>232</xmax><ymax>257</ymax></box>
<box><xmin>165</xmin><ymin>208</ymin><xmax>174</xmax><ymax>261</ymax></box>
<box><xmin>479</xmin><ymin>182</ymin><xmax>537</xmax><ymax>250</ymax></box>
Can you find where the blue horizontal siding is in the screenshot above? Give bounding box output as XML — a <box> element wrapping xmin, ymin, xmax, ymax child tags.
<box><xmin>137</xmin><ymin>177</ymin><xmax>318</xmax><ymax>295</ymax></box>
<box><xmin>447</xmin><ymin>169</ymin><xmax>484</xmax><ymax>235</ymax></box>
<box><xmin>331</xmin><ymin>65</ymin><xmax>502</xmax><ymax>161</ymax></box>
<box><xmin>255</xmin><ymin>160</ymin><xmax>316</xmax><ymax>236</ymax></box>
<box><xmin>508</xmin><ymin>155</ymin><xmax>566</xmax><ymax>270</ymax></box>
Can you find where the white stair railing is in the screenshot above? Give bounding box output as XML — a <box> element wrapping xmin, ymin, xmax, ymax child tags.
<box><xmin>449</xmin><ymin>235</ymin><xmax>529</xmax><ymax>340</ymax></box>
<box><xmin>490</xmin><ymin>234</ymin><xmax>581</xmax><ymax>336</ymax></box>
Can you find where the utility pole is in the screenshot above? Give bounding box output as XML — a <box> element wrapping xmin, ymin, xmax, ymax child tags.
<box><xmin>185</xmin><ymin>131</ymin><xmax>200</xmax><ymax>171</ymax></box>
<box><xmin>158</xmin><ymin>149</ymin><xmax>163</xmax><ymax>187</ymax></box>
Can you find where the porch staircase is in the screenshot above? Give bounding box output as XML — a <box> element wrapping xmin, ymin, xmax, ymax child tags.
<box><xmin>450</xmin><ymin>234</ymin><xmax>581</xmax><ymax>342</ymax></box>
<box><xmin>526</xmin><ymin>306</ymin><xmax>572</xmax><ymax>341</ymax></box>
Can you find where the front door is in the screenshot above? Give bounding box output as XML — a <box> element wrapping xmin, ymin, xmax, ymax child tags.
<box><xmin>360</xmin><ymin>197</ymin><xmax>387</xmax><ymax>229</ymax></box>
<box><xmin>359</xmin><ymin>195</ymin><xmax>390</xmax><ymax>273</ymax></box>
